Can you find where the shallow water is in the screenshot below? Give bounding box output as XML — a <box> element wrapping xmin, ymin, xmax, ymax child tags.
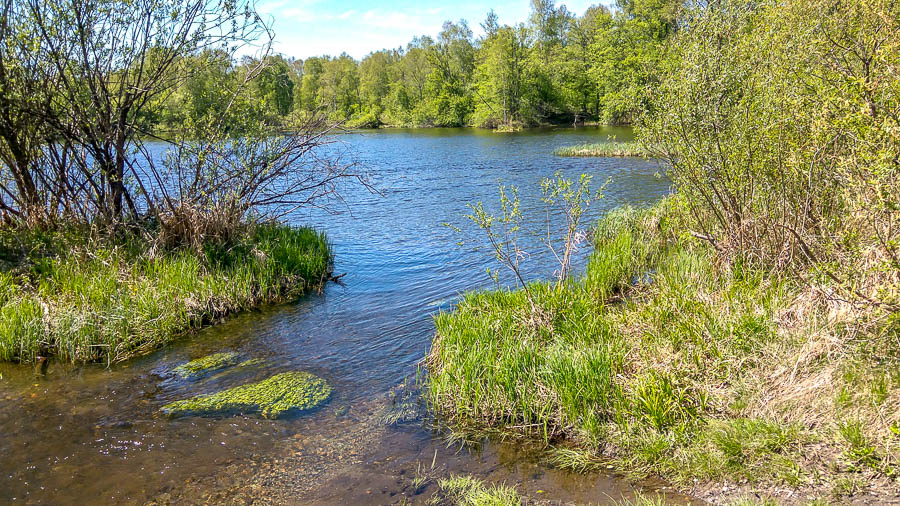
<box><xmin>0</xmin><ymin>127</ymin><xmax>685</xmax><ymax>504</ymax></box>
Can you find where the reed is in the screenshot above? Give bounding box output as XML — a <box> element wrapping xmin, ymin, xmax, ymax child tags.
<box><xmin>553</xmin><ymin>142</ymin><xmax>646</xmax><ymax>158</ymax></box>
<box><xmin>0</xmin><ymin>223</ymin><xmax>330</xmax><ymax>364</ymax></box>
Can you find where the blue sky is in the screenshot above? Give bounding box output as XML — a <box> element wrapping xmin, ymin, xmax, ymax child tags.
<box><xmin>255</xmin><ymin>0</ymin><xmax>602</xmax><ymax>60</ymax></box>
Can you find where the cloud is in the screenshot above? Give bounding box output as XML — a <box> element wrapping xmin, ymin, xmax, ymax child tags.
<box><xmin>256</xmin><ymin>0</ymin><xmax>288</xmax><ymax>16</ymax></box>
<box><xmin>263</xmin><ymin>0</ymin><xmax>326</xmax><ymax>22</ymax></box>
<box><xmin>282</xmin><ymin>7</ymin><xmax>317</xmax><ymax>20</ymax></box>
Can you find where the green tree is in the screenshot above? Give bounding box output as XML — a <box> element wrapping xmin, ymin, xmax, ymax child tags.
<box><xmin>473</xmin><ymin>25</ymin><xmax>531</xmax><ymax>128</ymax></box>
<box><xmin>591</xmin><ymin>0</ymin><xmax>680</xmax><ymax>123</ymax></box>
<box><xmin>559</xmin><ymin>6</ymin><xmax>612</xmax><ymax>117</ymax></box>
<box><xmin>255</xmin><ymin>55</ymin><xmax>295</xmax><ymax>117</ymax></box>
<box><xmin>300</xmin><ymin>57</ymin><xmax>325</xmax><ymax>113</ymax></box>
<box><xmin>419</xmin><ymin>21</ymin><xmax>475</xmax><ymax>126</ymax></box>
<box><xmin>319</xmin><ymin>54</ymin><xmax>361</xmax><ymax>120</ymax></box>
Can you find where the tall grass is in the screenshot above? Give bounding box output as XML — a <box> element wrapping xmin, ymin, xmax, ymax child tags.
<box><xmin>553</xmin><ymin>142</ymin><xmax>646</xmax><ymax>158</ymax></box>
<box><xmin>428</xmin><ymin>197</ymin><xmax>899</xmax><ymax>498</ymax></box>
<box><xmin>0</xmin><ymin>224</ymin><xmax>330</xmax><ymax>364</ymax></box>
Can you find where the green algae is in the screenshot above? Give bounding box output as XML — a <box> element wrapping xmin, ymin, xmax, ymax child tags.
<box><xmin>161</xmin><ymin>371</ymin><xmax>331</xmax><ymax>419</ymax></box>
<box><xmin>237</xmin><ymin>358</ymin><xmax>266</xmax><ymax>368</ymax></box>
<box><xmin>172</xmin><ymin>352</ymin><xmax>240</xmax><ymax>379</ymax></box>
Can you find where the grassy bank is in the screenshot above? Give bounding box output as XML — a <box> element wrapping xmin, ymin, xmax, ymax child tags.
<box><xmin>428</xmin><ymin>198</ymin><xmax>899</xmax><ymax>502</ymax></box>
<box><xmin>0</xmin><ymin>224</ymin><xmax>330</xmax><ymax>364</ymax></box>
<box><xmin>554</xmin><ymin>142</ymin><xmax>646</xmax><ymax>158</ymax></box>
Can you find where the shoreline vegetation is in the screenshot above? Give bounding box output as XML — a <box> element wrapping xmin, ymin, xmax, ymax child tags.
<box><xmin>554</xmin><ymin>141</ymin><xmax>646</xmax><ymax>158</ymax></box>
<box><xmin>428</xmin><ymin>0</ymin><xmax>899</xmax><ymax>503</ymax></box>
<box><xmin>0</xmin><ymin>224</ymin><xmax>331</xmax><ymax>364</ymax></box>
<box><xmin>428</xmin><ymin>199</ymin><xmax>899</xmax><ymax>503</ymax></box>
<box><xmin>0</xmin><ymin>2</ymin><xmax>365</xmax><ymax>365</ymax></box>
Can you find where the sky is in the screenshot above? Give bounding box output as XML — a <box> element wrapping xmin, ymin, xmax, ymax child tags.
<box><xmin>254</xmin><ymin>0</ymin><xmax>602</xmax><ymax>60</ymax></box>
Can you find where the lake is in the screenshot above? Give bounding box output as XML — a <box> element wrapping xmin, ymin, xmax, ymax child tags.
<box><xmin>0</xmin><ymin>127</ymin><xmax>687</xmax><ymax>504</ymax></box>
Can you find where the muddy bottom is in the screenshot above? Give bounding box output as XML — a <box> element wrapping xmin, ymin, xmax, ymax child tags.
<box><xmin>147</xmin><ymin>394</ymin><xmax>695</xmax><ymax>505</ymax></box>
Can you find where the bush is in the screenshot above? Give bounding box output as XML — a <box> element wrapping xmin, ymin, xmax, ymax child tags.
<box><xmin>642</xmin><ymin>0</ymin><xmax>899</xmax><ymax>310</ymax></box>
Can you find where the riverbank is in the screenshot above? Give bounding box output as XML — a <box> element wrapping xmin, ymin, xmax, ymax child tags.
<box><xmin>338</xmin><ymin>117</ymin><xmax>628</xmax><ymax>132</ymax></box>
<box><xmin>0</xmin><ymin>224</ymin><xmax>330</xmax><ymax>364</ymax></box>
<box><xmin>554</xmin><ymin>141</ymin><xmax>646</xmax><ymax>157</ymax></box>
<box><xmin>427</xmin><ymin>197</ymin><xmax>899</xmax><ymax>503</ymax></box>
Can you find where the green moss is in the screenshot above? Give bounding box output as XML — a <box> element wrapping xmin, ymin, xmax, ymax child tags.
<box><xmin>172</xmin><ymin>352</ymin><xmax>240</xmax><ymax>379</ymax></box>
<box><xmin>162</xmin><ymin>371</ymin><xmax>331</xmax><ymax>419</ymax></box>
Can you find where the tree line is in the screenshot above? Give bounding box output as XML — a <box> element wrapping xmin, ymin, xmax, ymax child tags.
<box><xmin>150</xmin><ymin>0</ymin><xmax>680</xmax><ymax>131</ymax></box>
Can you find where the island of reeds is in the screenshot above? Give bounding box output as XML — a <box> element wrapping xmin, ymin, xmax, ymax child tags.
<box><xmin>554</xmin><ymin>141</ymin><xmax>646</xmax><ymax>158</ymax></box>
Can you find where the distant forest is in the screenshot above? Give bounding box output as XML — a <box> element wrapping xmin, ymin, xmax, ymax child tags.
<box><xmin>148</xmin><ymin>0</ymin><xmax>677</xmax><ymax>131</ymax></box>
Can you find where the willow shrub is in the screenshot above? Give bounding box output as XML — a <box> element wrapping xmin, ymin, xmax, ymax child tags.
<box><xmin>641</xmin><ymin>0</ymin><xmax>899</xmax><ymax>310</ymax></box>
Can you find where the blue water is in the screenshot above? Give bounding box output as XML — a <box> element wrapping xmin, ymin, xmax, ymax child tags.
<box><xmin>0</xmin><ymin>127</ymin><xmax>673</xmax><ymax>503</ymax></box>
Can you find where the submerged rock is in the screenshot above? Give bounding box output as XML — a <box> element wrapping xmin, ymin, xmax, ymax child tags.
<box><xmin>161</xmin><ymin>371</ymin><xmax>331</xmax><ymax>419</ymax></box>
<box><xmin>172</xmin><ymin>352</ymin><xmax>240</xmax><ymax>379</ymax></box>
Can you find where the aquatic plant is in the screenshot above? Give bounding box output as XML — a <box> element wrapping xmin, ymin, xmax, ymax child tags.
<box><xmin>162</xmin><ymin>371</ymin><xmax>332</xmax><ymax>419</ymax></box>
<box><xmin>172</xmin><ymin>352</ymin><xmax>240</xmax><ymax>379</ymax></box>
<box><xmin>553</xmin><ymin>142</ymin><xmax>646</xmax><ymax>158</ymax></box>
<box><xmin>237</xmin><ymin>358</ymin><xmax>266</xmax><ymax>368</ymax></box>
<box><xmin>374</xmin><ymin>383</ymin><xmax>421</xmax><ymax>426</ymax></box>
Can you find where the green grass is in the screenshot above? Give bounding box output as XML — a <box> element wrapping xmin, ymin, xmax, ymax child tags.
<box><xmin>0</xmin><ymin>223</ymin><xmax>330</xmax><ymax>364</ymax></box>
<box><xmin>427</xmin><ymin>196</ymin><xmax>900</xmax><ymax>498</ymax></box>
<box><xmin>435</xmin><ymin>475</ymin><xmax>522</xmax><ymax>506</ymax></box>
<box><xmin>553</xmin><ymin>141</ymin><xmax>647</xmax><ymax>157</ymax></box>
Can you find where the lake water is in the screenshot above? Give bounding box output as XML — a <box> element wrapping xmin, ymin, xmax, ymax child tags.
<box><xmin>0</xmin><ymin>127</ymin><xmax>687</xmax><ymax>504</ymax></box>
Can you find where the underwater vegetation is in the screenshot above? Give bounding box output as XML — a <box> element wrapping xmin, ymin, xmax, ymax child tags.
<box><xmin>162</xmin><ymin>371</ymin><xmax>332</xmax><ymax>419</ymax></box>
<box><xmin>172</xmin><ymin>352</ymin><xmax>240</xmax><ymax>379</ymax></box>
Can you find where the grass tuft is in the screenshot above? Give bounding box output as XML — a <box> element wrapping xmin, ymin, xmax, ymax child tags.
<box><xmin>435</xmin><ymin>475</ymin><xmax>522</xmax><ymax>506</ymax></box>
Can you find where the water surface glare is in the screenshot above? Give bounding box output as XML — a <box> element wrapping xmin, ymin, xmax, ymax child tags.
<box><xmin>0</xmin><ymin>127</ymin><xmax>683</xmax><ymax>504</ymax></box>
